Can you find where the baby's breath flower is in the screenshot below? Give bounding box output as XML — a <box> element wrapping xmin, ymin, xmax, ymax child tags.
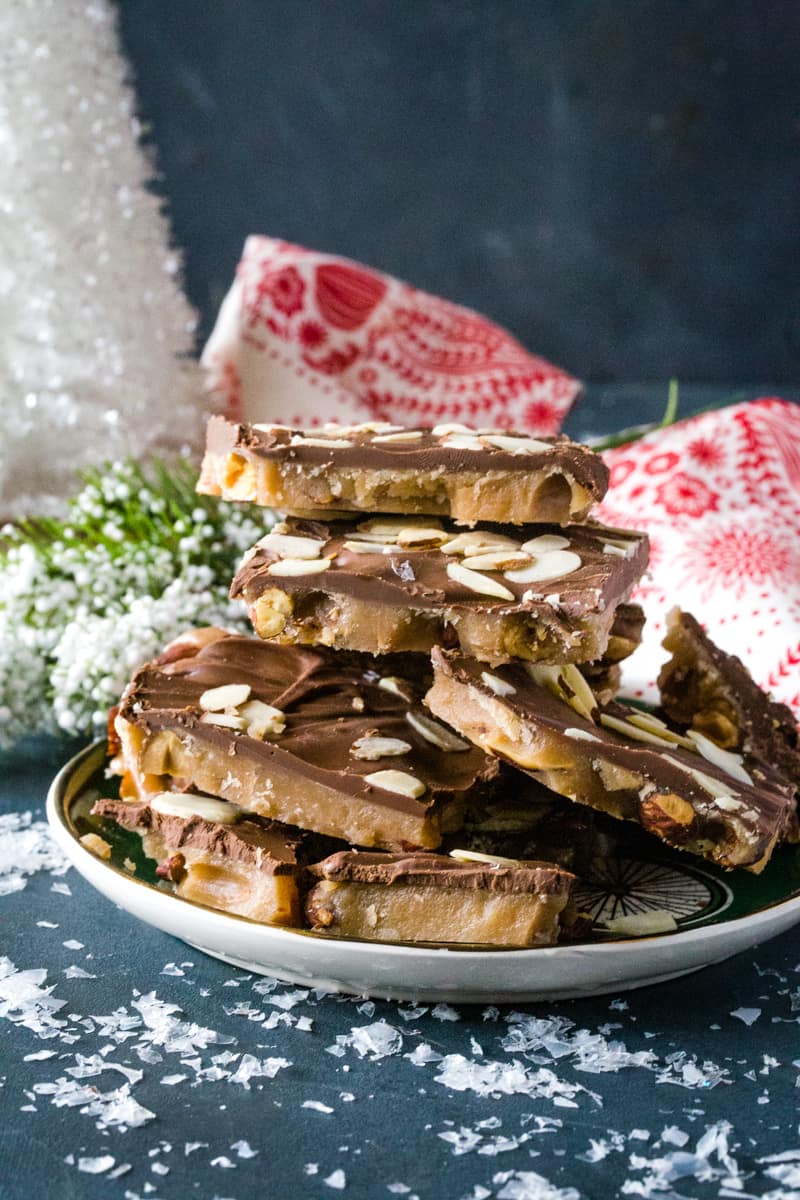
<box><xmin>0</xmin><ymin>456</ymin><xmax>270</xmax><ymax>750</ymax></box>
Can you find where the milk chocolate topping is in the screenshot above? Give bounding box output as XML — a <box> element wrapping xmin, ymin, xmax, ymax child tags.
<box><xmin>205</xmin><ymin>415</ymin><xmax>609</xmax><ymax>497</ymax></box>
<box><xmin>92</xmin><ymin>797</ymin><xmax>307</xmax><ymax>875</ymax></box>
<box><xmin>231</xmin><ymin>517</ymin><xmax>648</xmax><ymax>622</ymax></box>
<box><xmin>310</xmin><ymin>849</ymin><xmax>574</xmax><ymax>895</ymax></box>
<box><xmin>120</xmin><ymin>634</ymin><xmax>496</xmax><ymax>818</ymax></box>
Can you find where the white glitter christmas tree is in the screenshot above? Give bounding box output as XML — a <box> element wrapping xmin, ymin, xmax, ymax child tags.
<box><xmin>0</xmin><ymin>0</ymin><xmax>205</xmax><ymax>518</ymax></box>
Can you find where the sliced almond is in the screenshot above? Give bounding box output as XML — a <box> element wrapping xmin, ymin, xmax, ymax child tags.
<box><xmin>377</xmin><ymin>676</ymin><xmax>415</xmax><ymax>702</ymax></box>
<box><xmin>330</xmin><ymin>421</ymin><xmax>401</xmax><ymax>435</ymax></box>
<box><xmin>266</xmin><ymin>556</ymin><xmax>333</xmax><ymax>577</ymax></box>
<box><xmin>447</xmin><ymin>562</ymin><xmax>515</xmax><ymax>601</ymax></box>
<box><xmin>686</xmin><ymin>730</ymin><xmax>752</xmax><ymax>785</ymax></box>
<box><xmin>440</xmin><ymin>531</ymin><xmax>522</xmax><ymax>557</ymax></box>
<box><xmin>462</xmin><ymin>551</ymin><xmax>532</xmax><ymax>571</ymax></box>
<box><xmin>343</xmin><ymin>540</ymin><xmax>403</xmax><ymax>555</ymax></box>
<box><xmin>405</xmin><ymin>710</ymin><xmax>471</xmax><ymax>752</ymax></box>
<box><xmin>351</xmin><ymin>519</ymin><xmax>414</xmax><ymax>542</ymax></box>
<box><xmin>603</xmin><ymin>543</ymin><xmax>629</xmax><ymax>558</ymax></box>
<box><xmin>627</xmin><ymin>711</ymin><xmax>692</xmax><ymax>748</ymax></box>
<box><xmin>480</xmin><ymin>671</ymin><xmax>516</xmax><ymax>697</ymax></box>
<box><xmin>364</xmin><ymin>769</ymin><xmax>426</xmax><ymax>798</ymax></box>
<box><xmin>600</xmin><ymin>712</ymin><xmax>682</xmax><ymax>749</ymax></box>
<box><xmin>663</xmin><ymin>755</ymin><xmax>738</xmax><ymax>802</ymax></box>
<box><xmin>238</xmin><ymin>699</ymin><xmax>285</xmax><ymax>739</ymax></box>
<box><xmin>440</xmin><ymin>434</ymin><xmax>485</xmax><ymax>451</ymax></box>
<box><xmin>528</xmin><ymin>664</ymin><xmax>596</xmax><ymax>722</ymax></box>
<box><xmin>519</xmin><ymin>534</ymin><xmax>570</xmax><ymax>555</ymax></box>
<box><xmin>484</xmin><ymin>434</ymin><xmax>551</xmax><ymax>454</ymax></box>
<box><xmin>252</xmin><ymin>422</ymin><xmax>292</xmax><ymax>433</ymax></box>
<box><xmin>151</xmin><ymin>791</ymin><xmax>241</xmax><ymax>824</ymax></box>
<box><xmin>432</xmin><ymin>422</ymin><xmax>474</xmax><ymax>436</ymax></box>
<box><xmin>449</xmin><ymin>848</ymin><xmax>524</xmax><ymax>867</ymax></box>
<box><xmin>256</xmin><ymin>531</ymin><xmax>326</xmax><ymax>560</ymax></box>
<box><xmin>371</xmin><ymin>430</ymin><xmax>424</xmax><ymax>443</ymax></box>
<box><xmin>351</xmin><ymin>735</ymin><xmax>412</xmax><ymax>760</ymax></box>
<box><xmin>199</xmin><ymin>683</ymin><xmax>252</xmax><ymax>712</ymax></box>
<box><xmin>505</xmin><ymin>550</ymin><xmax>582</xmax><ymax>585</ymax></box>
<box><xmin>200</xmin><ymin>712</ymin><xmax>248</xmax><ymax>732</ymax></box>
<box><xmin>397</xmin><ymin>526</ymin><xmax>449</xmax><ymax>549</ymax></box>
<box><xmin>601</xmin><ymin>536</ymin><xmax>637</xmax><ymax>558</ymax></box>
<box><xmin>289</xmin><ymin>435</ymin><xmax>353</xmax><ymax>449</ymax></box>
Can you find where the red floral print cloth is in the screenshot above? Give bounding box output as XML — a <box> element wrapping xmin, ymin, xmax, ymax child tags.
<box><xmin>201</xmin><ymin>236</ymin><xmax>581</xmax><ymax>434</ymax></box>
<box><xmin>597</xmin><ymin>398</ymin><xmax>800</xmax><ymax>719</ymax></box>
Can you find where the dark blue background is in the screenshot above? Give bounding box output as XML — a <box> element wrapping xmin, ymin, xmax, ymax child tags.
<box><xmin>118</xmin><ymin>0</ymin><xmax>800</xmax><ymax>382</ymax></box>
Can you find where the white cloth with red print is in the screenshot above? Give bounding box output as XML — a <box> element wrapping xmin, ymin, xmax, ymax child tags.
<box><xmin>201</xmin><ymin>238</ymin><xmax>800</xmax><ymax>722</ymax></box>
<box><xmin>597</xmin><ymin>398</ymin><xmax>800</xmax><ymax>720</ymax></box>
<box><xmin>202</xmin><ymin>236</ymin><xmax>581</xmax><ymax>433</ymax></box>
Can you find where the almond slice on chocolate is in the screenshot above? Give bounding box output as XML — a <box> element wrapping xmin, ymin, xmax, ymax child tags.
<box><xmin>289</xmin><ymin>435</ymin><xmax>353</xmax><ymax>449</ymax></box>
<box><xmin>364</xmin><ymin>769</ymin><xmax>427</xmax><ymax>798</ymax></box>
<box><xmin>484</xmin><ymin>434</ymin><xmax>551</xmax><ymax>454</ymax></box>
<box><xmin>371</xmin><ymin>430</ymin><xmax>424</xmax><ymax>443</ymax></box>
<box><xmin>239</xmin><ymin>699</ymin><xmax>286</xmax><ymax>739</ymax></box>
<box><xmin>528</xmin><ymin>664</ymin><xmax>596</xmax><ymax>722</ymax></box>
<box><xmin>257</xmin><ymin>531</ymin><xmax>326</xmax><ymax>560</ymax></box>
<box><xmin>343</xmin><ymin>540</ymin><xmax>403</xmax><ymax>555</ymax></box>
<box><xmin>449</xmin><ymin>848</ymin><xmax>525</xmax><ymax>867</ymax></box>
<box><xmin>266</xmin><ymin>557</ymin><xmax>333</xmax><ymax>577</ymax></box>
<box><xmin>351</xmin><ymin>735</ymin><xmax>413</xmax><ymax>760</ymax></box>
<box><xmin>461</xmin><ymin>551</ymin><xmax>533</xmax><ymax>571</ymax></box>
<box><xmin>686</xmin><ymin>730</ymin><xmax>753</xmax><ymax>785</ymax></box>
<box><xmin>446</xmin><ymin>562</ymin><xmax>515</xmax><ymax>601</ymax></box>
<box><xmin>439</xmin><ymin>531</ymin><xmax>523</xmax><ymax>556</ymax></box>
<box><xmin>200</xmin><ymin>712</ymin><xmax>248</xmax><ymax>731</ymax></box>
<box><xmin>480</xmin><ymin>671</ymin><xmax>516</xmax><ymax>697</ymax></box>
<box><xmin>151</xmin><ymin>791</ymin><xmax>242</xmax><ymax>824</ymax></box>
<box><xmin>405</xmin><ymin>710</ymin><xmax>471</xmax><ymax>752</ymax></box>
<box><xmin>519</xmin><ymin>534</ymin><xmax>570</xmax><ymax>555</ymax></box>
<box><xmin>397</xmin><ymin>526</ymin><xmax>450</xmax><ymax>549</ymax></box>
<box><xmin>505</xmin><ymin>550</ymin><xmax>582</xmax><ymax>585</ymax></box>
<box><xmin>199</xmin><ymin>683</ymin><xmax>252</xmax><ymax>711</ymax></box>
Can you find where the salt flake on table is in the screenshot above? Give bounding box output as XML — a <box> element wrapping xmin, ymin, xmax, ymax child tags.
<box><xmin>349</xmin><ymin>1020</ymin><xmax>403</xmax><ymax>1060</ymax></box>
<box><xmin>51</xmin><ymin>882</ymin><xmax>72</xmax><ymax>896</ymax></box>
<box><xmin>231</xmin><ymin>1140</ymin><xmax>258</xmax><ymax>1159</ymax></box>
<box><xmin>62</xmin><ymin>940</ymin><xmax>84</xmax><ymax>951</ymax></box>
<box><xmin>324</xmin><ymin>1168</ymin><xmax>347</xmax><ymax>1189</ymax></box>
<box><xmin>160</xmin><ymin>1074</ymin><xmax>187</xmax><ymax>1086</ymax></box>
<box><xmin>431</xmin><ymin>1003</ymin><xmax>460</xmax><ymax>1022</ymax></box>
<box><xmin>730</xmin><ymin>1007</ymin><xmax>761</xmax><ymax>1026</ymax></box>
<box><xmin>0</xmin><ymin>813</ymin><xmax>70</xmax><ymax>896</ymax></box>
<box><xmin>77</xmin><ymin>1155</ymin><xmax>116</xmax><ymax>1174</ymax></box>
<box><xmin>267</xmin><ymin>988</ymin><xmax>310</xmax><ymax>1010</ymax></box>
<box><xmin>493</xmin><ymin>1169</ymin><xmax>581</xmax><ymax>1199</ymax></box>
<box><xmin>661</xmin><ymin>1126</ymin><xmax>690</xmax><ymax>1147</ymax></box>
<box><xmin>303</xmin><ymin>1100</ymin><xmax>335</xmax><ymax>1114</ymax></box>
<box><xmin>387</xmin><ymin>1184</ymin><xmax>412</xmax><ymax>1194</ymax></box>
<box><xmin>64</xmin><ymin>966</ymin><xmax>97</xmax><ymax>980</ymax></box>
<box><xmin>210</xmin><ymin>1156</ymin><xmax>236</xmax><ymax>1168</ymax></box>
<box><xmin>227</xmin><ymin>1054</ymin><xmax>291</xmax><ymax>1086</ymax></box>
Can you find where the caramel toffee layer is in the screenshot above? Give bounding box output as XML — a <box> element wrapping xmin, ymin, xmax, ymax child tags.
<box><xmin>427</xmin><ymin>649</ymin><xmax>795</xmax><ymax>872</ymax></box>
<box><xmin>92</xmin><ymin>797</ymin><xmax>309</xmax><ymax>874</ymax></box>
<box><xmin>199</xmin><ymin>415</ymin><xmax>609</xmax><ymax>525</ymax></box>
<box><xmin>659</xmin><ymin>608</ymin><xmax>800</xmax><ymax>796</ymax></box>
<box><xmin>309</xmin><ymin>849</ymin><xmax>574</xmax><ymax>894</ymax></box>
<box><xmin>305</xmin><ymin>850</ymin><xmax>574</xmax><ymax>946</ymax></box>
<box><xmin>117</xmin><ymin>631</ymin><xmax>497</xmax><ymax>849</ymax></box>
<box><xmin>231</xmin><ymin>517</ymin><xmax>648</xmax><ymax>666</ymax></box>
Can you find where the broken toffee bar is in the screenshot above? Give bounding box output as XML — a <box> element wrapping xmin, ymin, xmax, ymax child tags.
<box><xmin>305</xmin><ymin>850</ymin><xmax>575</xmax><ymax>946</ymax></box>
<box><xmin>426</xmin><ymin>649</ymin><xmax>795</xmax><ymax>873</ymax></box>
<box><xmin>231</xmin><ymin>516</ymin><xmax>648</xmax><ymax>667</ymax></box>
<box><xmin>198</xmin><ymin>416</ymin><xmax>609</xmax><ymax>526</ymax></box>
<box><xmin>92</xmin><ymin>793</ymin><xmax>320</xmax><ymax>927</ymax></box>
<box><xmin>113</xmin><ymin>630</ymin><xmax>498</xmax><ymax>851</ymax></box>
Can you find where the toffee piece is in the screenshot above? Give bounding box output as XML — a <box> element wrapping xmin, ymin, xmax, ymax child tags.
<box><xmin>305</xmin><ymin>850</ymin><xmax>575</xmax><ymax>946</ymax></box>
<box><xmin>198</xmin><ymin>415</ymin><xmax>609</xmax><ymax>526</ymax></box>
<box><xmin>114</xmin><ymin>629</ymin><xmax>498</xmax><ymax>851</ymax></box>
<box><xmin>658</xmin><ymin>608</ymin><xmax>800</xmax><ymax>802</ymax></box>
<box><xmin>91</xmin><ymin>794</ymin><xmax>315</xmax><ymax>927</ymax></box>
<box><xmin>231</xmin><ymin>516</ymin><xmax>648</xmax><ymax>667</ymax></box>
<box><xmin>426</xmin><ymin>649</ymin><xmax>794</xmax><ymax>873</ymax></box>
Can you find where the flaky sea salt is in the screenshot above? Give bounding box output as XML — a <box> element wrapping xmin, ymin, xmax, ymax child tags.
<box><xmin>0</xmin><ymin>813</ymin><xmax>69</xmax><ymax>896</ymax></box>
<box><xmin>324</xmin><ymin>1169</ymin><xmax>347</xmax><ymax>1190</ymax></box>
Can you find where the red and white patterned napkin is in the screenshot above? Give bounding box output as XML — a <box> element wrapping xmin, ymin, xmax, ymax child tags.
<box><xmin>596</xmin><ymin>398</ymin><xmax>800</xmax><ymax>719</ymax></box>
<box><xmin>201</xmin><ymin>236</ymin><xmax>581</xmax><ymax>434</ymax></box>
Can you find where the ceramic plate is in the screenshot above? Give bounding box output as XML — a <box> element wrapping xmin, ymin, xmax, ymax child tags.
<box><xmin>47</xmin><ymin>742</ymin><xmax>800</xmax><ymax>1003</ymax></box>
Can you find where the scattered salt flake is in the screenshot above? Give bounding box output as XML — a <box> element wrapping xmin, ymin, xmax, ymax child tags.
<box><xmin>267</xmin><ymin>988</ymin><xmax>309</xmax><ymax>1010</ymax></box>
<box><xmin>655</xmin><ymin>1050</ymin><xmax>730</xmax><ymax>1090</ymax></box>
<box><xmin>231</xmin><ymin>1140</ymin><xmax>258</xmax><ymax>1159</ymax></box>
<box><xmin>303</xmin><ymin>1100</ymin><xmax>335</xmax><ymax>1114</ymax></box>
<box><xmin>0</xmin><ymin>813</ymin><xmax>70</xmax><ymax>896</ymax></box>
<box><xmin>398</xmin><ymin>1004</ymin><xmax>428</xmax><ymax>1021</ymax></box>
<box><xmin>305</xmin><ymin>1163</ymin><xmax>319</xmax><ymax>1176</ymax></box>
<box><xmin>62</xmin><ymin>940</ymin><xmax>84</xmax><ymax>950</ymax></box>
<box><xmin>405</xmin><ymin>1043</ymin><xmax>443</xmax><ymax>1066</ymax></box>
<box><xmin>64</xmin><ymin>966</ymin><xmax>97</xmax><ymax>980</ymax></box>
<box><xmin>150</xmin><ymin>1163</ymin><xmax>169</xmax><ymax>1176</ymax></box>
<box><xmin>160</xmin><ymin>963</ymin><xmax>184</xmax><ymax>977</ymax></box>
<box><xmin>36</xmin><ymin>921</ymin><xmax>58</xmax><ymax>929</ymax></box>
<box><xmin>387</xmin><ymin>1185</ymin><xmax>412</xmax><ymax>1195</ymax></box>
<box><xmin>731</xmin><ymin>1007</ymin><xmax>761</xmax><ymax>1026</ymax></box>
<box><xmin>160</xmin><ymin>1074</ymin><xmax>187</xmax><ymax>1086</ymax></box>
<box><xmin>470</xmin><ymin>1038</ymin><xmax>484</xmax><ymax>1057</ymax></box>
<box><xmin>107</xmin><ymin>1164</ymin><xmax>132</xmax><ymax>1180</ymax></box>
<box><xmin>295</xmin><ymin>1015</ymin><xmax>313</xmax><ymax>1032</ymax></box>
<box><xmin>228</xmin><ymin>1054</ymin><xmax>290</xmax><ymax>1087</ymax></box>
<box><xmin>661</xmin><ymin>1126</ymin><xmax>690</xmax><ymax>1147</ymax></box>
<box><xmin>51</xmin><ymin>882</ymin><xmax>72</xmax><ymax>895</ymax></box>
<box><xmin>33</xmin><ymin>1079</ymin><xmax>154</xmax><ymax>1131</ymax></box>
<box><xmin>493</xmin><ymin>1169</ymin><xmax>581</xmax><ymax>1199</ymax></box>
<box><xmin>24</xmin><ymin>1050</ymin><xmax>57</xmax><ymax>1061</ymax></box>
<box><xmin>184</xmin><ymin>1142</ymin><xmax>207</xmax><ymax>1156</ymax></box>
<box><xmin>629</xmin><ymin>1130</ymin><xmax>650</xmax><ymax>1141</ymax></box>
<box><xmin>431</xmin><ymin>1003</ymin><xmax>460</xmax><ymax>1022</ymax></box>
<box><xmin>623</xmin><ymin>1120</ymin><xmax>743</xmax><ymax>1198</ymax></box>
<box><xmin>210</xmin><ymin>1156</ymin><xmax>236</xmax><ymax>1169</ymax></box>
<box><xmin>324</xmin><ymin>1169</ymin><xmax>347</xmax><ymax>1190</ymax></box>
<box><xmin>77</xmin><ymin>1155</ymin><xmax>116</xmax><ymax>1174</ymax></box>
<box><xmin>349</xmin><ymin>1021</ymin><xmax>403</xmax><ymax>1060</ymax></box>
<box><xmin>356</xmin><ymin>1000</ymin><xmax>375</xmax><ymax>1017</ymax></box>
<box><xmin>0</xmin><ymin>958</ymin><xmax>71</xmax><ymax>1039</ymax></box>
<box><xmin>433</xmin><ymin>1056</ymin><xmax>591</xmax><ymax>1106</ymax></box>
<box><xmin>439</xmin><ymin>1127</ymin><xmax>483</xmax><ymax>1155</ymax></box>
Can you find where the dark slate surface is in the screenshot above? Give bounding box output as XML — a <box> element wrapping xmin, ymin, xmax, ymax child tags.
<box><xmin>2</xmin><ymin>736</ymin><xmax>800</xmax><ymax>1200</ymax></box>
<box><xmin>117</xmin><ymin>0</ymin><xmax>800</xmax><ymax>381</ymax></box>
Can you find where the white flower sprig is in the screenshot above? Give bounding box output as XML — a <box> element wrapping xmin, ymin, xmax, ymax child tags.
<box><xmin>0</xmin><ymin>458</ymin><xmax>269</xmax><ymax>751</ymax></box>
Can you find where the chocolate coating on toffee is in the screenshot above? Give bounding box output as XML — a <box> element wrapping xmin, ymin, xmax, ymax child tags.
<box><xmin>309</xmin><ymin>850</ymin><xmax>574</xmax><ymax>895</ymax></box>
<box><xmin>203</xmin><ymin>415</ymin><xmax>609</xmax><ymax>498</ymax></box>
<box><xmin>231</xmin><ymin>518</ymin><xmax>648</xmax><ymax>623</ymax></box>
<box><xmin>92</xmin><ymin>797</ymin><xmax>309</xmax><ymax>875</ymax></box>
<box><xmin>119</xmin><ymin>633</ymin><xmax>497</xmax><ymax>821</ymax></box>
<box><xmin>429</xmin><ymin>648</ymin><xmax>794</xmax><ymax>870</ymax></box>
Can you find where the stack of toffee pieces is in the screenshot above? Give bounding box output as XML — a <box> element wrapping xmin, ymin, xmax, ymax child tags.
<box><xmin>93</xmin><ymin>418</ymin><xmax>800</xmax><ymax>947</ymax></box>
